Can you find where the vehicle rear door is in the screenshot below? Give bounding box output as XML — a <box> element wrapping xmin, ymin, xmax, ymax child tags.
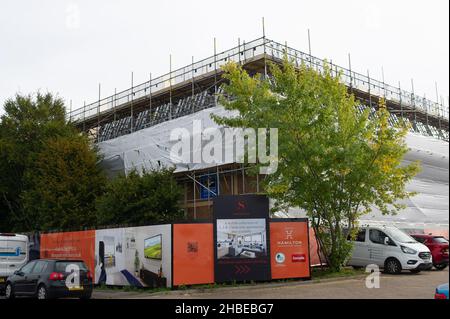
<box><xmin>57</xmin><ymin>261</ymin><xmax>89</xmax><ymax>290</ymax></box>
<box><xmin>0</xmin><ymin>238</ymin><xmax>7</xmax><ymax>284</ymax></box>
<box><xmin>7</xmin><ymin>237</ymin><xmax>28</xmax><ymax>277</ymax></box>
<box><xmin>14</xmin><ymin>261</ymin><xmax>36</xmax><ymax>294</ymax></box>
<box><xmin>27</xmin><ymin>260</ymin><xmax>48</xmax><ymax>295</ymax></box>
<box><xmin>349</xmin><ymin>229</ymin><xmax>370</xmax><ymax>266</ymax></box>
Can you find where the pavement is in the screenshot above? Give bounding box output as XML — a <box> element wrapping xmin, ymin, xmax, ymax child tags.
<box><xmin>92</xmin><ymin>268</ymin><xmax>448</xmax><ymax>299</ymax></box>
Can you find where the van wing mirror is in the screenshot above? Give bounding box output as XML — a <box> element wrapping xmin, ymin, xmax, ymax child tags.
<box><xmin>384</xmin><ymin>237</ymin><xmax>390</xmax><ymax>245</ymax></box>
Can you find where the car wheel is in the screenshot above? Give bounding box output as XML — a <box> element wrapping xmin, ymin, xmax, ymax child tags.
<box><xmin>5</xmin><ymin>283</ymin><xmax>15</xmax><ymax>299</ymax></box>
<box><xmin>385</xmin><ymin>258</ymin><xmax>402</xmax><ymax>274</ymax></box>
<box><xmin>37</xmin><ymin>285</ymin><xmax>48</xmax><ymax>300</ymax></box>
<box><xmin>434</xmin><ymin>263</ymin><xmax>448</xmax><ymax>271</ymax></box>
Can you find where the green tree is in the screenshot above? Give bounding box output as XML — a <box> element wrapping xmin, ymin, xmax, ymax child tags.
<box><xmin>213</xmin><ymin>58</ymin><xmax>420</xmax><ymax>271</ymax></box>
<box><xmin>22</xmin><ymin>135</ymin><xmax>106</xmax><ymax>231</ymax></box>
<box><xmin>0</xmin><ymin>92</ymin><xmax>105</xmax><ymax>231</ymax></box>
<box><xmin>96</xmin><ymin>169</ymin><xmax>183</xmax><ymax>227</ymax></box>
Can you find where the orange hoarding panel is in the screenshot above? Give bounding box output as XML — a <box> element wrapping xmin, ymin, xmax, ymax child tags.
<box><xmin>40</xmin><ymin>230</ymin><xmax>96</xmax><ymax>278</ymax></box>
<box><xmin>309</xmin><ymin>227</ymin><xmax>323</xmax><ymax>266</ymax></box>
<box><xmin>173</xmin><ymin>224</ymin><xmax>214</xmax><ymax>286</ymax></box>
<box><xmin>270</xmin><ymin>222</ymin><xmax>310</xmax><ymax>279</ymax></box>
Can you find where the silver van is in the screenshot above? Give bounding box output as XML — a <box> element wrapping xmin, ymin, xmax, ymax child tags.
<box><xmin>347</xmin><ymin>226</ymin><xmax>432</xmax><ymax>274</ymax></box>
<box><xmin>0</xmin><ymin>233</ymin><xmax>29</xmax><ymax>292</ymax></box>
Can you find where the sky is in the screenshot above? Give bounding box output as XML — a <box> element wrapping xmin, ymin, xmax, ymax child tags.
<box><xmin>0</xmin><ymin>0</ymin><xmax>449</xmax><ymax>115</ymax></box>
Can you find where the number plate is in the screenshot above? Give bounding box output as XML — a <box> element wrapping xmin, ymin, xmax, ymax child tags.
<box><xmin>0</xmin><ymin>277</ymin><xmax>5</xmax><ymax>283</ymax></box>
<box><xmin>68</xmin><ymin>286</ymin><xmax>84</xmax><ymax>291</ymax></box>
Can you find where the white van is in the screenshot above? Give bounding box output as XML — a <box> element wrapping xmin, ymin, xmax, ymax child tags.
<box><xmin>347</xmin><ymin>226</ymin><xmax>432</xmax><ymax>274</ymax></box>
<box><xmin>0</xmin><ymin>233</ymin><xmax>29</xmax><ymax>291</ymax></box>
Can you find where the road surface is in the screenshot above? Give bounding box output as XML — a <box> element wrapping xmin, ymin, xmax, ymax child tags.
<box><xmin>92</xmin><ymin>268</ymin><xmax>448</xmax><ymax>299</ymax></box>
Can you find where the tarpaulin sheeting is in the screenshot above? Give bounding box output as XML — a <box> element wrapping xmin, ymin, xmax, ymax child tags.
<box><xmin>98</xmin><ymin>106</ymin><xmax>449</xmax><ymax>233</ymax></box>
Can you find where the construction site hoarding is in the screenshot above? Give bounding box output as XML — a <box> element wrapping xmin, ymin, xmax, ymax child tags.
<box><xmin>270</xmin><ymin>220</ymin><xmax>311</xmax><ymax>279</ymax></box>
<box><xmin>172</xmin><ymin>223</ymin><xmax>214</xmax><ymax>286</ymax></box>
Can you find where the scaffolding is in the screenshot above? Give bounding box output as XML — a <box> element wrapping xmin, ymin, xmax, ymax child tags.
<box><xmin>68</xmin><ymin>37</ymin><xmax>449</xmax><ymax>143</ymax></box>
<box><xmin>69</xmin><ymin>37</ymin><xmax>448</xmax><ymax>220</ymax></box>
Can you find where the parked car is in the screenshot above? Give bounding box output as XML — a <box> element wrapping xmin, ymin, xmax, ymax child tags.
<box><xmin>410</xmin><ymin>234</ymin><xmax>449</xmax><ymax>270</ymax></box>
<box><xmin>347</xmin><ymin>226</ymin><xmax>432</xmax><ymax>274</ymax></box>
<box><xmin>0</xmin><ymin>233</ymin><xmax>29</xmax><ymax>293</ymax></box>
<box><xmin>435</xmin><ymin>283</ymin><xmax>449</xmax><ymax>299</ymax></box>
<box><xmin>4</xmin><ymin>259</ymin><xmax>93</xmax><ymax>299</ymax></box>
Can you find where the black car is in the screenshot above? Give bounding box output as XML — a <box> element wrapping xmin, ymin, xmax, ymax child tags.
<box><xmin>4</xmin><ymin>259</ymin><xmax>93</xmax><ymax>299</ymax></box>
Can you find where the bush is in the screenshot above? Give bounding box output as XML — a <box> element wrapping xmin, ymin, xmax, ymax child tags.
<box><xmin>96</xmin><ymin>168</ymin><xmax>183</xmax><ymax>226</ymax></box>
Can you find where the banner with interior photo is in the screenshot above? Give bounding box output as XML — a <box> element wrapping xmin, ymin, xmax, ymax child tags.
<box><xmin>95</xmin><ymin>224</ymin><xmax>172</xmax><ymax>288</ymax></box>
<box><xmin>40</xmin><ymin>225</ymin><xmax>172</xmax><ymax>288</ymax></box>
<box><xmin>39</xmin><ymin>196</ymin><xmax>311</xmax><ymax>288</ymax></box>
<box><xmin>213</xmin><ymin>195</ymin><xmax>271</xmax><ymax>283</ymax></box>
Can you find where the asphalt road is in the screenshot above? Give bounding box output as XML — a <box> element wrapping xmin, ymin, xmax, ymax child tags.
<box><xmin>92</xmin><ymin>268</ymin><xmax>448</xmax><ymax>299</ymax></box>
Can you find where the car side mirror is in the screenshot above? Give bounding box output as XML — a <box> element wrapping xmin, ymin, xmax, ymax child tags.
<box><xmin>384</xmin><ymin>237</ymin><xmax>390</xmax><ymax>245</ymax></box>
<box><xmin>14</xmin><ymin>270</ymin><xmax>24</xmax><ymax>276</ymax></box>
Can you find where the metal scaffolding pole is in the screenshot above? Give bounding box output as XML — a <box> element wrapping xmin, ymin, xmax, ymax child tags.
<box><xmin>238</xmin><ymin>38</ymin><xmax>241</xmax><ymax>65</ymax></box>
<box><xmin>131</xmin><ymin>72</ymin><xmax>134</xmax><ymax>132</ymax></box>
<box><xmin>69</xmin><ymin>99</ymin><xmax>72</xmax><ymax>122</ymax></box>
<box><xmin>242</xmin><ymin>40</ymin><xmax>246</xmax><ymax>64</ymax></box>
<box><xmin>214</xmin><ymin>38</ymin><xmax>217</xmax><ymax>103</ymax></box>
<box><xmin>83</xmin><ymin>101</ymin><xmax>86</xmax><ymax>132</ymax></box>
<box><xmin>399</xmin><ymin>81</ymin><xmax>404</xmax><ymax>119</ymax></box>
<box><xmin>262</xmin><ymin>17</ymin><xmax>267</xmax><ymax>78</ymax></box>
<box><xmin>169</xmin><ymin>54</ymin><xmax>173</xmax><ymax>120</ymax></box>
<box><xmin>191</xmin><ymin>56</ymin><xmax>195</xmax><ymax>98</ymax></box>
<box><xmin>216</xmin><ymin>166</ymin><xmax>220</xmax><ymax>196</ymax></box>
<box><xmin>411</xmin><ymin>79</ymin><xmax>417</xmax><ymax>124</ymax></box>
<box><xmin>367</xmin><ymin>70</ymin><xmax>372</xmax><ymax>108</ymax></box>
<box><xmin>97</xmin><ymin>83</ymin><xmax>101</xmax><ymax>142</ymax></box>
<box><xmin>193</xmin><ymin>172</ymin><xmax>196</xmax><ymax>219</ymax></box>
<box><xmin>435</xmin><ymin>82</ymin><xmax>441</xmax><ymax>130</ymax></box>
<box><xmin>256</xmin><ymin>173</ymin><xmax>260</xmax><ymax>193</ymax></box>
<box><xmin>149</xmin><ymin>73</ymin><xmax>152</xmax><ymax>113</ymax></box>
<box><xmin>114</xmin><ymin>88</ymin><xmax>117</xmax><ymax>122</ymax></box>
<box><xmin>308</xmin><ymin>29</ymin><xmax>312</xmax><ymax>68</ymax></box>
<box><xmin>241</xmin><ymin>164</ymin><xmax>245</xmax><ymax>194</ymax></box>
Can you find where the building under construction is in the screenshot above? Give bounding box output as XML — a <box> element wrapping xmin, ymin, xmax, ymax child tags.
<box><xmin>68</xmin><ymin>37</ymin><xmax>449</xmax><ymax>235</ymax></box>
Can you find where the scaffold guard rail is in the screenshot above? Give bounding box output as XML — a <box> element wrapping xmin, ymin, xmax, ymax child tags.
<box><xmin>68</xmin><ymin>37</ymin><xmax>449</xmax><ymax>123</ymax></box>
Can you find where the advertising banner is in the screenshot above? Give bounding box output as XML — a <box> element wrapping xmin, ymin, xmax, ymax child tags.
<box><xmin>94</xmin><ymin>224</ymin><xmax>172</xmax><ymax>288</ymax></box>
<box><xmin>213</xmin><ymin>195</ymin><xmax>271</xmax><ymax>283</ymax></box>
<box><xmin>172</xmin><ymin>223</ymin><xmax>214</xmax><ymax>286</ymax></box>
<box><xmin>270</xmin><ymin>220</ymin><xmax>310</xmax><ymax>279</ymax></box>
<box><xmin>309</xmin><ymin>228</ymin><xmax>325</xmax><ymax>266</ymax></box>
<box><xmin>40</xmin><ymin>230</ymin><xmax>96</xmax><ymax>278</ymax></box>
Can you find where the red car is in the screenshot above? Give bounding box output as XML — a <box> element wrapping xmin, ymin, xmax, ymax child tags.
<box><xmin>411</xmin><ymin>234</ymin><xmax>449</xmax><ymax>270</ymax></box>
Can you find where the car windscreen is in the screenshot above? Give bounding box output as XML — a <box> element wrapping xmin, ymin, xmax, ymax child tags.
<box><xmin>386</xmin><ymin>228</ymin><xmax>417</xmax><ymax>244</ymax></box>
<box><xmin>433</xmin><ymin>237</ymin><xmax>449</xmax><ymax>244</ymax></box>
<box><xmin>55</xmin><ymin>261</ymin><xmax>88</xmax><ymax>273</ymax></box>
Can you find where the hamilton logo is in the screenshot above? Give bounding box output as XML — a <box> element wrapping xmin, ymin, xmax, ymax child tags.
<box><xmin>285</xmin><ymin>230</ymin><xmax>294</xmax><ymax>240</ymax></box>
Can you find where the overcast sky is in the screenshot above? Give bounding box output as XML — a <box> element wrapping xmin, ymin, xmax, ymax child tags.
<box><xmin>0</xmin><ymin>0</ymin><xmax>448</xmax><ymax>115</ymax></box>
